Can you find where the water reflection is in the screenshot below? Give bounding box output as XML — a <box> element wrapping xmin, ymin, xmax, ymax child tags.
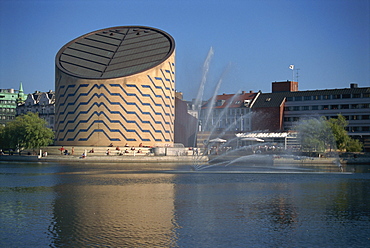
<box><xmin>0</xmin><ymin>162</ymin><xmax>369</xmax><ymax>247</ymax></box>
<box><xmin>50</xmin><ymin>172</ymin><xmax>178</xmax><ymax>247</ymax></box>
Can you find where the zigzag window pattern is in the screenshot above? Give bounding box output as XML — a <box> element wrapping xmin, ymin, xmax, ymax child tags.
<box><xmin>56</xmin><ymin>81</ymin><xmax>173</xmax><ymax>143</ymax></box>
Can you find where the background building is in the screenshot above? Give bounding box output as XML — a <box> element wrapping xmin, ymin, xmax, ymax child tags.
<box><xmin>251</xmin><ymin>81</ymin><xmax>370</xmax><ymax>151</ymax></box>
<box><xmin>174</xmin><ymin>92</ymin><xmax>197</xmax><ymax>147</ymax></box>
<box><xmin>55</xmin><ymin>26</ymin><xmax>175</xmax><ymax>147</ymax></box>
<box><xmin>0</xmin><ymin>83</ymin><xmax>26</xmax><ymax>126</ymax></box>
<box><xmin>17</xmin><ymin>90</ymin><xmax>55</xmax><ymax>130</ymax></box>
<box><xmin>196</xmin><ymin>91</ymin><xmax>258</xmax><ymax>148</ymax></box>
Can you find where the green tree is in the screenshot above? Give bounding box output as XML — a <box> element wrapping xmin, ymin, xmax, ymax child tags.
<box><xmin>1</xmin><ymin>112</ymin><xmax>54</xmax><ymax>151</ymax></box>
<box><xmin>346</xmin><ymin>138</ymin><xmax>363</xmax><ymax>152</ymax></box>
<box><xmin>327</xmin><ymin>115</ymin><xmax>350</xmax><ymax>151</ymax></box>
<box><xmin>328</xmin><ymin>114</ymin><xmax>363</xmax><ymax>152</ymax></box>
<box><xmin>293</xmin><ymin>117</ymin><xmax>335</xmax><ymax>154</ymax></box>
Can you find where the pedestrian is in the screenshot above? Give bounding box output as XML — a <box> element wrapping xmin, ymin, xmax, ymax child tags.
<box><xmin>106</xmin><ymin>149</ymin><xmax>110</xmax><ymax>155</ymax></box>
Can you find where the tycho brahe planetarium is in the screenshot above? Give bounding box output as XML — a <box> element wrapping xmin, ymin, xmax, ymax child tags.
<box><xmin>55</xmin><ymin>26</ymin><xmax>175</xmax><ymax>147</ymax></box>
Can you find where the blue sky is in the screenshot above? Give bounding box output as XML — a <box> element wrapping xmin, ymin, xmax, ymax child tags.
<box><xmin>0</xmin><ymin>0</ymin><xmax>369</xmax><ymax>100</ymax></box>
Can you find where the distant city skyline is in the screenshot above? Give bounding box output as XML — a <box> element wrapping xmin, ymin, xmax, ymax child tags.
<box><xmin>0</xmin><ymin>0</ymin><xmax>369</xmax><ymax>100</ymax></box>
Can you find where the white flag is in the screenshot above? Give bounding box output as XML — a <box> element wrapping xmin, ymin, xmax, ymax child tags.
<box><xmin>289</xmin><ymin>65</ymin><xmax>294</xmax><ymax>70</ymax></box>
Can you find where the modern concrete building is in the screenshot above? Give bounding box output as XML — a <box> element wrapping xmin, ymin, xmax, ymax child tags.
<box><xmin>0</xmin><ymin>83</ymin><xmax>26</xmax><ymax>126</ymax></box>
<box><xmin>17</xmin><ymin>90</ymin><xmax>55</xmax><ymax>130</ymax></box>
<box><xmin>251</xmin><ymin>81</ymin><xmax>370</xmax><ymax>151</ymax></box>
<box><xmin>55</xmin><ymin>26</ymin><xmax>175</xmax><ymax>147</ymax></box>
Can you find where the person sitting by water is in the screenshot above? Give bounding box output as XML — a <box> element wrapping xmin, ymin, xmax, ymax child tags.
<box><xmin>116</xmin><ymin>146</ymin><xmax>120</xmax><ymax>151</ymax></box>
<box><xmin>124</xmin><ymin>143</ymin><xmax>129</xmax><ymax>147</ymax></box>
<box><xmin>108</xmin><ymin>143</ymin><xmax>113</xmax><ymax>147</ymax></box>
<box><xmin>106</xmin><ymin>149</ymin><xmax>110</xmax><ymax>155</ymax></box>
<box><xmin>139</xmin><ymin>143</ymin><xmax>143</xmax><ymax>147</ymax></box>
<box><xmin>125</xmin><ymin>149</ymin><xmax>129</xmax><ymax>153</ymax></box>
<box><xmin>131</xmin><ymin>146</ymin><xmax>135</xmax><ymax>151</ymax></box>
<box><xmin>64</xmin><ymin>149</ymin><xmax>69</xmax><ymax>155</ymax></box>
<box><xmin>89</xmin><ymin>148</ymin><xmax>94</xmax><ymax>153</ymax></box>
<box><xmin>59</xmin><ymin>146</ymin><xmax>65</xmax><ymax>155</ymax></box>
<box><xmin>138</xmin><ymin>149</ymin><xmax>142</xmax><ymax>153</ymax></box>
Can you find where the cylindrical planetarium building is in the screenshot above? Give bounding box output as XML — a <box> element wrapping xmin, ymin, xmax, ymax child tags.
<box><xmin>55</xmin><ymin>26</ymin><xmax>175</xmax><ymax>147</ymax></box>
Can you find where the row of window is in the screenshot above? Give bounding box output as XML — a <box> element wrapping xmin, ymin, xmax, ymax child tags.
<box><xmin>285</xmin><ymin>115</ymin><xmax>370</xmax><ymax>122</ymax></box>
<box><xmin>0</xmin><ymin>100</ymin><xmax>16</xmax><ymax>104</ymax></box>
<box><xmin>200</xmin><ymin>108</ymin><xmax>249</xmax><ymax>117</ymax></box>
<box><xmin>0</xmin><ymin>115</ymin><xmax>15</xmax><ymax>120</ymax></box>
<box><xmin>285</xmin><ymin>103</ymin><xmax>370</xmax><ymax>111</ymax></box>
<box><xmin>286</xmin><ymin>93</ymin><xmax>370</xmax><ymax>101</ymax></box>
<box><xmin>0</xmin><ymin>108</ymin><xmax>15</xmax><ymax>113</ymax></box>
<box><xmin>347</xmin><ymin>126</ymin><xmax>370</xmax><ymax>132</ymax></box>
<box><xmin>18</xmin><ymin>108</ymin><xmax>54</xmax><ymax>114</ymax></box>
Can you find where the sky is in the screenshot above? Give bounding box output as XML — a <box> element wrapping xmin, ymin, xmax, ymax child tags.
<box><xmin>0</xmin><ymin>0</ymin><xmax>369</xmax><ymax>100</ymax></box>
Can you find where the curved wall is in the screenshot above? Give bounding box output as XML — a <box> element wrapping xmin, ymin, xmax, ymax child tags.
<box><xmin>55</xmin><ymin>26</ymin><xmax>175</xmax><ymax>147</ymax></box>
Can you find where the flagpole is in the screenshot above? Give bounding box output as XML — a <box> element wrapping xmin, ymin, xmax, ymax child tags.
<box><xmin>289</xmin><ymin>65</ymin><xmax>295</xmax><ymax>82</ymax></box>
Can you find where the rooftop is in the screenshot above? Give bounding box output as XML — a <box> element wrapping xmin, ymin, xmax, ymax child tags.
<box><xmin>56</xmin><ymin>26</ymin><xmax>175</xmax><ymax>79</ymax></box>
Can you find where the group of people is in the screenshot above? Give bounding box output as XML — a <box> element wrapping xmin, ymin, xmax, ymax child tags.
<box><xmin>59</xmin><ymin>146</ymin><xmax>75</xmax><ymax>155</ymax></box>
<box><xmin>58</xmin><ymin>144</ymin><xmax>145</xmax><ymax>157</ymax></box>
<box><xmin>106</xmin><ymin>145</ymin><xmax>143</xmax><ymax>155</ymax></box>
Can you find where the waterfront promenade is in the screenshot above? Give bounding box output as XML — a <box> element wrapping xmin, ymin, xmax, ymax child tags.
<box><xmin>1</xmin><ymin>145</ymin><xmax>369</xmax><ymax>165</ymax></box>
<box><xmin>0</xmin><ymin>146</ymin><xmax>205</xmax><ymax>163</ymax></box>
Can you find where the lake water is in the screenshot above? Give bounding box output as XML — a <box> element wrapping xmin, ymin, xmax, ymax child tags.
<box><xmin>1</xmin><ymin>161</ymin><xmax>369</xmax><ymax>247</ymax></box>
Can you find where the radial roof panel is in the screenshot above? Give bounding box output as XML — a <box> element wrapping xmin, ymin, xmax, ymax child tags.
<box><xmin>56</xmin><ymin>26</ymin><xmax>175</xmax><ymax>79</ymax></box>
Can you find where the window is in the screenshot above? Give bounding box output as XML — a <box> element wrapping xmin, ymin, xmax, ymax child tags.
<box><xmin>351</xmin><ymin>115</ymin><xmax>359</xmax><ymax>120</ymax></box>
<box><xmin>312</xmin><ymin>106</ymin><xmax>319</xmax><ymax>110</ymax></box>
<box><xmin>353</xmin><ymin>94</ymin><xmax>361</xmax><ymax>98</ymax></box>
<box><xmin>295</xmin><ymin>96</ymin><xmax>302</xmax><ymax>101</ymax></box>
<box><xmin>362</xmin><ymin>126</ymin><xmax>370</xmax><ymax>131</ymax></box>
<box><xmin>293</xmin><ymin>106</ymin><xmax>300</xmax><ymax>111</ymax></box>
<box><xmin>342</xmin><ymin>94</ymin><xmax>351</xmax><ymax>98</ymax></box>
<box><xmin>331</xmin><ymin>105</ymin><xmax>338</xmax><ymax>110</ymax></box>
<box><xmin>303</xmin><ymin>106</ymin><xmax>309</xmax><ymax>110</ymax></box>
<box><xmin>286</xmin><ymin>97</ymin><xmax>293</xmax><ymax>101</ymax></box>
<box><xmin>323</xmin><ymin>95</ymin><xmax>330</xmax><ymax>100</ymax></box>
<box><xmin>350</xmin><ymin>127</ymin><xmax>359</xmax><ymax>132</ymax></box>
<box><xmin>364</xmin><ymin>93</ymin><xmax>370</xmax><ymax>98</ymax></box>
<box><xmin>341</xmin><ymin>105</ymin><xmax>349</xmax><ymax>109</ymax></box>
<box><xmin>351</xmin><ymin>104</ymin><xmax>359</xmax><ymax>109</ymax></box>
<box><xmin>323</xmin><ymin>105</ymin><xmax>329</xmax><ymax>110</ymax></box>
<box><xmin>333</xmin><ymin>94</ymin><xmax>341</xmax><ymax>99</ymax></box>
<box><xmin>362</xmin><ymin>115</ymin><xmax>369</xmax><ymax>120</ymax></box>
<box><xmin>361</xmin><ymin>104</ymin><xmax>370</xmax><ymax>108</ymax></box>
<box><xmin>304</xmin><ymin>96</ymin><xmax>311</xmax><ymax>100</ymax></box>
<box><xmin>313</xmin><ymin>95</ymin><xmax>321</xmax><ymax>100</ymax></box>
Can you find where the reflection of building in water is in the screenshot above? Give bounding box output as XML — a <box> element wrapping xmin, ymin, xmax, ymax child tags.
<box><xmin>51</xmin><ymin>174</ymin><xmax>177</xmax><ymax>247</ymax></box>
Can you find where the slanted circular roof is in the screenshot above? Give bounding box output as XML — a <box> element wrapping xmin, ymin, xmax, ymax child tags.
<box><xmin>56</xmin><ymin>26</ymin><xmax>175</xmax><ymax>79</ymax></box>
